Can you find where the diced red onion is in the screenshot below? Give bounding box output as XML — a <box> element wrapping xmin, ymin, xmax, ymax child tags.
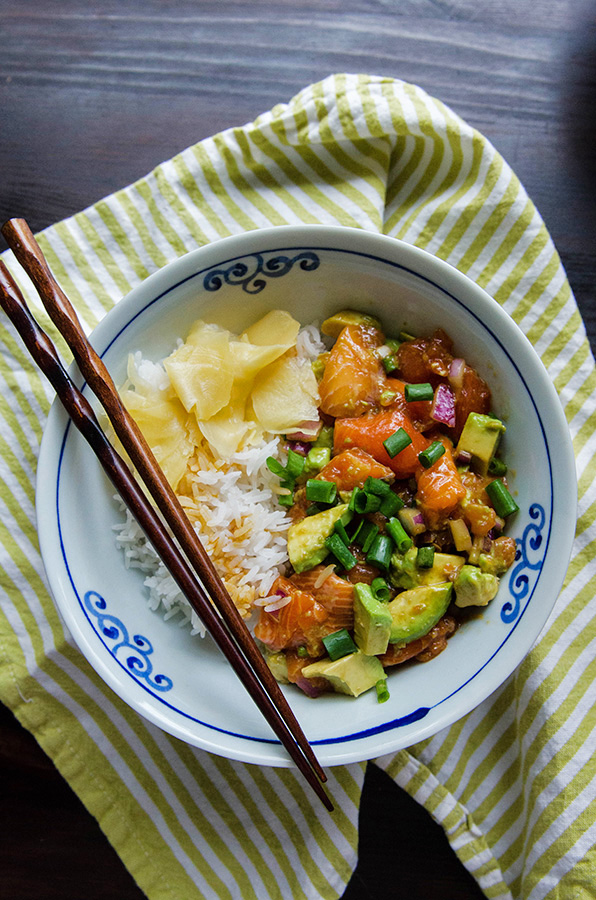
<box><xmin>431</xmin><ymin>383</ymin><xmax>456</xmax><ymax>428</ymax></box>
<box><xmin>482</xmin><ymin>536</ymin><xmax>493</xmax><ymax>553</ymax></box>
<box><xmin>288</xmin><ymin>440</ymin><xmax>310</xmax><ymax>456</ymax></box>
<box><xmin>295</xmin><ymin>677</ymin><xmax>323</xmax><ymax>698</ymax></box>
<box><xmin>456</xmin><ymin>449</ymin><xmax>472</xmax><ymax>465</ymax></box>
<box><xmin>286</xmin><ymin>420</ymin><xmax>322</xmax><ymax>441</ymax></box>
<box><xmin>448</xmin><ymin>358</ymin><xmax>465</xmax><ymax>391</ymax></box>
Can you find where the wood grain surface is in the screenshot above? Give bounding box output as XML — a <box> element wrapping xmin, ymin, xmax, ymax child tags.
<box><xmin>1</xmin><ymin>1</ymin><xmax>594</xmax><ymax>898</ymax></box>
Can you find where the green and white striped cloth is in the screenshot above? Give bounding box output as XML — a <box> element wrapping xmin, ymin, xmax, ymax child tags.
<box><xmin>1</xmin><ymin>74</ymin><xmax>594</xmax><ymax>900</ymax></box>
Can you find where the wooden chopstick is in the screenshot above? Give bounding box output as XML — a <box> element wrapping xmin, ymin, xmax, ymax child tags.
<box><xmin>2</xmin><ymin>218</ymin><xmax>327</xmax><ymax>787</ymax></box>
<box><xmin>0</xmin><ymin>239</ymin><xmax>332</xmax><ymax>811</ymax></box>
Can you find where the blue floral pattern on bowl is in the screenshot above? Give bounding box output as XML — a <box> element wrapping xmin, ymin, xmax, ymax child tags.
<box><xmin>84</xmin><ymin>590</ymin><xmax>173</xmax><ymax>692</ymax></box>
<box><xmin>203</xmin><ymin>250</ymin><xmax>319</xmax><ymax>294</ymax></box>
<box><xmin>502</xmin><ymin>503</ymin><xmax>546</xmax><ymax>624</ymax></box>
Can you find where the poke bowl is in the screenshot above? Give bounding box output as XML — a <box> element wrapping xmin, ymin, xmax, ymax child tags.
<box><xmin>36</xmin><ymin>225</ymin><xmax>577</xmax><ymax>767</ymax></box>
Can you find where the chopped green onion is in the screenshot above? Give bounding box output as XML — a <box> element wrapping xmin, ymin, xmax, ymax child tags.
<box><xmin>399</xmin><ymin>330</ymin><xmax>416</xmax><ymax>342</ymax></box>
<box><xmin>485</xmin><ymin>479</ymin><xmax>519</xmax><ymax>518</ymax></box>
<box><xmin>366</xmin><ymin>534</ymin><xmax>393</xmax><ymax>570</ymax></box>
<box><xmin>353</xmin><ymin>488</ymin><xmax>381</xmax><ymax>514</ymax></box>
<box><xmin>325</xmin><ymin>533</ymin><xmax>357</xmax><ymax>570</ymax></box>
<box><xmin>382</xmin><ymin>354</ymin><xmax>399</xmax><ymax>374</ymax></box>
<box><xmin>306</xmin><ymin>503</ymin><xmax>321</xmax><ymax>516</ymax></box>
<box><xmin>278</xmin><ymin>493</ymin><xmax>294</xmax><ymax>508</ymax></box>
<box><xmin>333</xmin><ymin>518</ymin><xmax>351</xmax><ymax>546</ymax></box>
<box><xmin>285</xmin><ymin>449</ymin><xmax>305</xmax><ymax>479</ymax></box>
<box><xmin>386</xmin><ymin>338</ymin><xmax>402</xmax><ymax>351</ymax></box>
<box><xmin>371</xmin><ymin>577</ymin><xmax>392</xmax><ymax>601</ymax></box>
<box><xmin>418</xmin><ymin>441</ymin><xmax>446</xmax><ymax>469</ymax></box>
<box><xmin>405</xmin><ymin>382</ymin><xmax>433</xmax><ymax>402</ymax></box>
<box><xmin>387</xmin><ymin>517</ymin><xmax>413</xmax><ymax>553</ymax></box>
<box><xmin>350</xmin><ymin>519</ymin><xmax>364</xmax><ymax>544</ymax></box>
<box><xmin>380</xmin><ymin>491</ymin><xmax>405</xmax><ymax>518</ymax></box>
<box><xmin>305</xmin><ymin>478</ymin><xmax>337</xmax><ymax>504</ymax></box>
<box><xmin>322</xmin><ymin>628</ymin><xmax>357</xmax><ymax>661</ymax></box>
<box><xmin>266</xmin><ymin>456</ymin><xmax>287</xmax><ymax>478</ymax></box>
<box><xmin>297</xmin><ymin>646</ymin><xmax>309</xmax><ymax>658</ymax></box>
<box><xmin>416</xmin><ymin>545</ymin><xmax>435</xmax><ymax>568</ymax></box>
<box><xmin>383</xmin><ymin>427</ymin><xmax>412</xmax><ymax>458</ymax></box>
<box><xmin>355</xmin><ymin>521</ymin><xmax>379</xmax><ymax>554</ymax></box>
<box><xmin>376</xmin><ymin>678</ymin><xmax>390</xmax><ymax>703</ymax></box>
<box><xmin>364</xmin><ymin>476</ymin><xmax>392</xmax><ymax>497</ymax></box>
<box><xmin>488</xmin><ymin>456</ymin><xmax>508</xmax><ymax>476</ymax></box>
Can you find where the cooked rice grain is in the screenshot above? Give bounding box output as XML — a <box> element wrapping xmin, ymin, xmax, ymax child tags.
<box><xmin>113</xmin><ymin>436</ymin><xmax>292</xmax><ymax>636</ymax></box>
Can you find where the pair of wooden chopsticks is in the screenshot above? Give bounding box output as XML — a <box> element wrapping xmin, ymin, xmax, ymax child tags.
<box><xmin>0</xmin><ymin>218</ymin><xmax>332</xmax><ymax>811</ymax></box>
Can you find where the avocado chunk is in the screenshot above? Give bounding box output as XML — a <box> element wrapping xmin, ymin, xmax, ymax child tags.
<box><xmin>453</xmin><ymin>564</ymin><xmax>500</xmax><ymax>607</ymax></box>
<box><xmin>264</xmin><ymin>651</ymin><xmax>290</xmax><ymax>683</ymax></box>
<box><xmin>388</xmin><ymin>583</ymin><xmax>452</xmax><ymax>644</ymax></box>
<box><xmin>302</xmin><ymin>650</ymin><xmax>386</xmax><ymax>697</ymax></box>
<box><xmin>418</xmin><ymin>552</ymin><xmax>465</xmax><ymax>585</ymax></box>
<box><xmin>321</xmin><ymin>309</ymin><xmax>382</xmax><ymax>339</ymax></box>
<box><xmin>353</xmin><ymin>583</ymin><xmax>392</xmax><ymax>655</ymax></box>
<box><xmin>390</xmin><ymin>548</ymin><xmax>465</xmax><ymax>590</ymax></box>
<box><xmin>287</xmin><ymin>503</ymin><xmax>350</xmax><ymax>573</ymax></box>
<box><xmin>456</xmin><ymin>412</ymin><xmax>506</xmax><ymax>475</ymax></box>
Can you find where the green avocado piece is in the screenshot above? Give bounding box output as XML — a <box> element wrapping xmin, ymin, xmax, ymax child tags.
<box><xmin>390</xmin><ymin>546</ymin><xmax>420</xmax><ymax>589</ymax></box>
<box><xmin>353</xmin><ymin>583</ymin><xmax>392</xmax><ymax>655</ymax></box>
<box><xmin>388</xmin><ymin>583</ymin><xmax>453</xmax><ymax>644</ymax></box>
<box><xmin>390</xmin><ymin>548</ymin><xmax>465</xmax><ymax>589</ymax></box>
<box><xmin>287</xmin><ymin>503</ymin><xmax>350</xmax><ymax>573</ymax></box>
<box><xmin>456</xmin><ymin>412</ymin><xmax>506</xmax><ymax>475</ymax></box>
<box><xmin>320</xmin><ymin>309</ymin><xmax>382</xmax><ymax>339</ymax></box>
<box><xmin>454</xmin><ymin>564</ymin><xmax>500</xmax><ymax>607</ymax></box>
<box><xmin>418</xmin><ymin>552</ymin><xmax>465</xmax><ymax>585</ymax></box>
<box><xmin>302</xmin><ymin>650</ymin><xmax>386</xmax><ymax>697</ymax></box>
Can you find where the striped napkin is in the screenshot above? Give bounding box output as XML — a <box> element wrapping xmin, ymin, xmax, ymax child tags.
<box><xmin>1</xmin><ymin>73</ymin><xmax>594</xmax><ymax>900</ymax></box>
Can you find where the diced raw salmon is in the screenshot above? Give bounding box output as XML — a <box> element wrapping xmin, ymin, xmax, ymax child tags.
<box><xmin>315</xmin><ymin>447</ymin><xmax>394</xmax><ymax>493</ymax></box>
<box><xmin>396</xmin><ymin>329</ymin><xmax>454</xmax><ymax>383</ymax></box>
<box><xmin>415</xmin><ymin>440</ymin><xmax>466</xmax><ymax>527</ymax></box>
<box><xmin>290</xmin><ymin>567</ymin><xmax>355</xmax><ymax>630</ymax></box>
<box><xmin>318</xmin><ymin>324</ymin><xmax>385</xmax><ymax>417</ymax></box>
<box><xmin>334</xmin><ymin>406</ymin><xmax>429</xmax><ymax>478</ymax></box>
<box><xmin>254</xmin><ymin>576</ymin><xmax>330</xmax><ymax>656</ymax></box>
<box><xmin>453</xmin><ymin>366</ymin><xmax>491</xmax><ymax>438</ymax></box>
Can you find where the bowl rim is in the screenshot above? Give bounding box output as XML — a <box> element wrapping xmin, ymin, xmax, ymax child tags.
<box><xmin>36</xmin><ymin>225</ymin><xmax>578</xmax><ymax>766</ymax></box>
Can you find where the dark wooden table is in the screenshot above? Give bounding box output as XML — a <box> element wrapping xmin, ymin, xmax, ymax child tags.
<box><xmin>1</xmin><ymin>2</ymin><xmax>594</xmax><ymax>898</ymax></box>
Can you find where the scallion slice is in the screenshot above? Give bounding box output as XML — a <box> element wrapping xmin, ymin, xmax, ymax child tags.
<box><xmin>387</xmin><ymin>517</ymin><xmax>413</xmax><ymax>553</ymax></box>
<box><xmin>416</xmin><ymin>545</ymin><xmax>435</xmax><ymax>568</ymax></box>
<box><xmin>383</xmin><ymin>427</ymin><xmax>412</xmax><ymax>458</ymax></box>
<box><xmin>405</xmin><ymin>382</ymin><xmax>433</xmax><ymax>402</ymax></box>
<box><xmin>488</xmin><ymin>456</ymin><xmax>508</xmax><ymax>476</ymax></box>
<box><xmin>418</xmin><ymin>441</ymin><xmax>445</xmax><ymax>469</ymax></box>
<box><xmin>376</xmin><ymin>679</ymin><xmax>390</xmax><ymax>703</ymax></box>
<box><xmin>322</xmin><ymin>628</ymin><xmax>357</xmax><ymax>661</ymax></box>
<box><xmin>364</xmin><ymin>476</ymin><xmax>392</xmax><ymax>497</ymax></box>
<box><xmin>379</xmin><ymin>491</ymin><xmax>405</xmax><ymax>518</ymax></box>
<box><xmin>325</xmin><ymin>533</ymin><xmax>357</xmax><ymax>570</ymax></box>
<box><xmin>333</xmin><ymin>518</ymin><xmax>351</xmax><ymax>546</ymax></box>
<box><xmin>485</xmin><ymin>479</ymin><xmax>519</xmax><ymax>518</ymax></box>
<box><xmin>353</xmin><ymin>488</ymin><xmax>381</xmax><ymax>514</ymax></box>
<box><xmin>355</xmin><ymin>521</ymin><xmax>379</xmax><ymax>554</ymax></box>
<box><xmin>366</xmin><ymin>534</ymin><xmax>393</xmax><ymax>570</ymax></box>
<box><xmin>382</xmin><ymin>355</ymin><xmax>399</xmax><ymax>374</ymax></box>
<box><xmin>305</xmin><ymin>478</ymin><xmax>337</xmax><ymax>505</ymax></box>
<box><xmin>371</xmin><ymin>577</ymin><xmax>392</xmax><ymax>601</ymax></box>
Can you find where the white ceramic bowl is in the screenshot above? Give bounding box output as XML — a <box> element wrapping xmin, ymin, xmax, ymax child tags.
<box><xmin>36</xmin><ymin>225</ymin><xmax>577</xmax><ymax>767</ymax></box>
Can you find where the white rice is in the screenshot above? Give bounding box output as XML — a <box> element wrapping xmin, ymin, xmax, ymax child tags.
<box><xmin>113</xmin><ymin>322</ymin><xmax>325</xmax><ymax>637</ymax></box>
